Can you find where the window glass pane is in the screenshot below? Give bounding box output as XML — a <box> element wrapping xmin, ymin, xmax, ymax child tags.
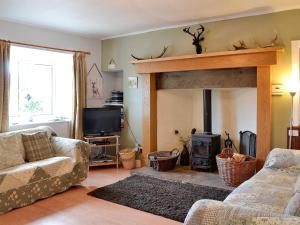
<box><xmin>19</xmin><ymin>63</ymin><xmax>53</xmax><ymax>115</ymax></box>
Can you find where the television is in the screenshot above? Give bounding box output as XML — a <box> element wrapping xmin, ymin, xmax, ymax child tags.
<box><xmin>83</xmin><ymin>108</ymin><xmax>121</xmax><ymax>136</ymax></box>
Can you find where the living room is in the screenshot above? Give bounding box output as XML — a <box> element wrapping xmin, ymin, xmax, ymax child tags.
<box><xmin>1</xmin><ymin>1</ymin><xmax>300</xmax><ymax>225</ymax></box>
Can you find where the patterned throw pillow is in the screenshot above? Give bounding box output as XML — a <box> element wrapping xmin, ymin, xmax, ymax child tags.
<box><xmin>264</xmin><ymin>148</ymin><xmax>296</xmax><ymax>169</ymax></box>
<box><xmin>22</xmin><ymin>132</ymin><xmax>55</xmax><ymax>162</ymax></box>
<box><xmin>0</xmin><ymin>134</ymin><xmax>25</xmax><ymax>170</ymax></box>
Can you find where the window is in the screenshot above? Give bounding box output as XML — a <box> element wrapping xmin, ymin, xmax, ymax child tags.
<box><xmin>9</xmin><ymin>46</ymin><xmax>73</xmax><ymax>125</ymax></box>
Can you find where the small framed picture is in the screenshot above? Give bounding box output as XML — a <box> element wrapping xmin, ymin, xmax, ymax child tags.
<box><xmin>87</xmin><ymin>76</ymin><xmax>103</xmax><ymax>99</ymax></box>
<box><xmin>128</xmin><ymin>76</ymin><xmax>138</xmax><ymax>89</ymax></box>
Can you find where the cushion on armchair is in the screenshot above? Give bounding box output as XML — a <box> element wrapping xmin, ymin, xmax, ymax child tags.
<box><xmin>22</xmin><ymin>131</ymin><xmax>55</xmax><ymax>162</ymax></box>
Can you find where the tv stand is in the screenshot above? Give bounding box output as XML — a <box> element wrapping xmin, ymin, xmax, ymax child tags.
<box><xmin>83</xmin><ymin>135</ymin><xmax>120</xmax><ymax>168</ymax></box>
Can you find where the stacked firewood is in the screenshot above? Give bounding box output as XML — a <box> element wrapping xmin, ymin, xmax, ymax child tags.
<box><xmin>221</xmin><ymin>148</ymin><xmax>247</xmax><ymax>162</ymax></box>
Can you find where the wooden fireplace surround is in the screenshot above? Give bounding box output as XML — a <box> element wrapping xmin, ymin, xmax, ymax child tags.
<box><xmin>131</xmin><ymin>47</ymin><xmax>283</xmax><ymax>169</ymax></box>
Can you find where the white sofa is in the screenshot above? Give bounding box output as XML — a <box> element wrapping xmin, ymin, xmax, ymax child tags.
<box><xmin>0</xmin><ymin>126</ymin><xmax>90</xmax><ymax>213</ymax></box>
<box><xmin>184</xmin><ymin>148</ymin><xmax>300</xmax><ymax>225</ymax></box>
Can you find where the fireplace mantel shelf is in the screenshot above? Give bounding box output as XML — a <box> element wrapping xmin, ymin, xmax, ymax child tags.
<box><xmin>130</xmin><ymin>46</ymin><xmax>284</xmax><ymax>170</ymax></box>
<box><xmin>131</xmin><ymin>47</ymin><xmax>283</xmax><ymax>73</ymax></box>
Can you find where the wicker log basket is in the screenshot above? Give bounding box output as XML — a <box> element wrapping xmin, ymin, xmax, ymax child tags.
<box><xmin>216</xmin><ymin>148</ymin><xmax>257</xmax><ymax>187</ymax></box>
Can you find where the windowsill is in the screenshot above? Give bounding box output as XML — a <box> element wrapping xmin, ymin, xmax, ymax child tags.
<box><xmin>9</xmin><ymin>120</ymin><xmax>72</xmax><ymax>138</ymax></box>
<box><xmin>9</xmin><ymin>120</ymin><xmax>71</xmax><ymax>129</ymax></box>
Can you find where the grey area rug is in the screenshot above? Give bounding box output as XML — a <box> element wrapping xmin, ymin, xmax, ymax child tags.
<box><xmin>88</xmin><ymin>175</ymin><xmax>231</xmax><ymax>222</ymax></box>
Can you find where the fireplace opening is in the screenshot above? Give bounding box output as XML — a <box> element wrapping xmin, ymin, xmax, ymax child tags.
<box><xmin>156</xmin><ymin>87</ymin><xmax>257</xmax><ymax>172</ymax></box>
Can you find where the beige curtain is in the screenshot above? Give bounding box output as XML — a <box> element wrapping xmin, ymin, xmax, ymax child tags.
<box><xmin>0</xmin><ymin>41</ymin><xmax>10</xmax><ymax>132</ymax></box>
<box><xmin>71</xmin><ymin>53</ymin><xmax>87</xmax><ymax>139</ymax></box>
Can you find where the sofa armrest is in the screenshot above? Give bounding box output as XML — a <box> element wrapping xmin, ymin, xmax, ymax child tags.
<box><xmin>51</xmin><ymin>137</ymin><xmax>90</xmax><ymax>165</ymax></box>
<box><xmin>264</xmin><ymin>148</ymin><xmax>300</xmax><ymax>169</ymax></box>
<box><xmin>184</xmin><ymin>199</ymin><xmax>284</xmax><ymax>225</ymax></box>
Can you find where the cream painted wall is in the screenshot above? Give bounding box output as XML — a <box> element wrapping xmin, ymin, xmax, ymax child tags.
<box><xmin>212</xmin><ymin>89</ymin><xmax>257</xmax><ymax>149</ymax></box>
<box><xmin>0</xmin><ymin>19</ymin><xmax>105</xmax><ymax>136</ymax></box>
<box><xmin>102</xmin><ymin>9</ymin><xmax>300</xmax><ymax>149</ymax></box>
<box><xmin>157</xmin><ymin>89</ymin><xmax>203</xmax><ymax>151</ymax></box>
<box><xmin>157</xmin><ymin>89</ymin><xmax>256</xmax><ymax>151</ymax></box>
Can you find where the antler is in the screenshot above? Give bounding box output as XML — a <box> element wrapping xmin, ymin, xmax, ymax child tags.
<box><xmin>267</xmin><ymin>32</ymin><xmax>278</xmax><ymax>47</ymax></box>
<box><xmin>155</xmin><ymin>46</ymin><xmax>168</xmax><ymax>58</ymax></box>
<box><xmin>183</xmin><ymin>24</ymin><xmax>205</xmax><ymax>54</ymax></box>
<box><xmin>196</xmin><ymin>25</ymin><xmax>205</xmax><ymax>39</ymax></box>
<box><xmin>131</xmin><ymin>46</ymin><xmax>168</xmax><ymax>61</ymax></box>
<box><xmin>131</xmin><ymin>54</ymin><xmax>144</xmax><ymax>61</ymax></box>
<box><xmin>183</xmin><ymin>27</ymin><xmax>196</xmax><ymax>38</ymax></box>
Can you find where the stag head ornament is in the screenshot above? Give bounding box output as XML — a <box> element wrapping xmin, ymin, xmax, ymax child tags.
<box><xmin>183</xmin><ymin>25</ymin><xmax>205</xmax><ymax>54</ymax></box>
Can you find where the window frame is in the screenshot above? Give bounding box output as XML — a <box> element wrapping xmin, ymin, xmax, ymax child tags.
<box><xmin>9</xmin><ymin>45</ymin><xmax>74</xmax><ymax>126</ymax></box>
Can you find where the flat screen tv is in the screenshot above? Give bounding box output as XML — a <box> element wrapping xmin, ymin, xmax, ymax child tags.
<box><xmin>83</xmin><ymin>108</ymin><xmax>121</xmax><ymax>136</ymax></box>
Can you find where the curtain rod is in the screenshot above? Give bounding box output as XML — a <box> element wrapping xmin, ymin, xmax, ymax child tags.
<box><xmin>0</xmin><ymin>39</ymin><xmax>91</xmax><ymax>55</ymax></box>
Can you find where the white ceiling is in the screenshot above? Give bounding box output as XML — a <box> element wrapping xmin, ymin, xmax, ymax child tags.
<box><xmin>0</xmin><ymin>0</ymin><xmax>300</xmax><ymax>39</ymax></box>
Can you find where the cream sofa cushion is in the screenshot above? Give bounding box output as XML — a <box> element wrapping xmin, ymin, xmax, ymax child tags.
<box><xmin>295</xmin><ymin>175</ymin><xmax>300</xmax><ymax>193</ymax></box>
<box><xmin>284</xmin><ymin>192</ymin><xmax>300</xmax><ymax>216</ymax></box>
<box><xmin>0</xmin><ymin>126</ymin><xmax>57</xmax><ymax>160</ymax></box>
<box><xmin>0</xmin><ymin>135</ymin><xmax>25</xmax><ymax>170</ymax></box>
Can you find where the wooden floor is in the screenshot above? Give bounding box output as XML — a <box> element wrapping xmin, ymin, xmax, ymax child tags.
<box><xmin>0</xmin><ymin>167</ymin><xmax>181</xmax><ymax>225</ymax></box>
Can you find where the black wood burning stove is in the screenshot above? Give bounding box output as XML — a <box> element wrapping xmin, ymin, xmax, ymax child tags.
<box><xmin>191</xmin><ymin>134</ymin><xmax>221</xmax><ymax>171</ymax></box>
<box><xmin>191</xmin><ymin>90</ymin><xmax>221</xmax><ymax>171</ymax></box>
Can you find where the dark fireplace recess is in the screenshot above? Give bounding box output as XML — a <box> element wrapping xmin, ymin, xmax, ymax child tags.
<box><xmin>191</xmin><ymin>89</ymin><xmax>221</xmax><ymax>171</ymax></box>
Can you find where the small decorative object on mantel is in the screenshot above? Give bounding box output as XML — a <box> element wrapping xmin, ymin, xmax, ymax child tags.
<box><xmin>233</xmin><ymin>40</ymin><xmax>248</xmax><ymax>50</ymax></box>
<box><xmin>183</xmin><ymin>24</ymin><xmax>205</xmax><ymax>54</ymax></box>
<box><xmin>256</xmin><ymin>32</ymin><xmax>278</xmax><ymax>48</ymax></box>
<box><xmin>174</xmin><ymin>128</ymin><xmax>196</xmax><ymax>166</ymax></box>
<box><xmin>108</xmin><ymin>58</ymin><xmax>117</xmax><ymax>70</ymax></box>
<box><xmin>131</xmin><ymin>46</ymin><xmax>168</xmax><ymax>60</ymax></box>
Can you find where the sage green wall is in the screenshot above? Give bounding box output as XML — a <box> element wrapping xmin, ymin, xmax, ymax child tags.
<box><xmin>102</xmin><ymin>9</ymin><xmax>300</xmax><ymax>149</ymax></box>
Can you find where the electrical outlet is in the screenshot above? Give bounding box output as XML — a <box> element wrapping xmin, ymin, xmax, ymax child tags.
<box><xmin>272</xmin><ymin>84</ymin><xmax>284</xmax><ymax>96</ymax></box>
<box><xmin>288</xmin><ymin>130</ymin><xmax>299</xmax><ymax>136</ymax></box>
